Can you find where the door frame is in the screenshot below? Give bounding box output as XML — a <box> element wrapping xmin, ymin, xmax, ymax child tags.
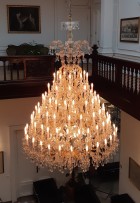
<box><xmin>9</xmin><ymin>124</ymin><xmax>24</xmax><ymax>202</ymax></box>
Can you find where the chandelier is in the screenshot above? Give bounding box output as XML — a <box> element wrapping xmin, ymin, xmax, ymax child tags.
<box><xmin>23</xmin><ymin>0</ymin><xmax>119</xmax><ymax>173</ymax></box>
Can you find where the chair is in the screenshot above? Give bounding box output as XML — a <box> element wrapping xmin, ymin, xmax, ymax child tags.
<box><xmin>75</xmin><ymin>184</ymin><xmax>101</xmax><ymax>203</ymax></box>
<box><xmin>33</xmin><ymin>178</ymin><xmax>62</xmax><ymax>203</ymax></box>
<box><xmin>111</xmin><ymin>193</ymin><xmax>135</xmax><ymax>203</ymax></box>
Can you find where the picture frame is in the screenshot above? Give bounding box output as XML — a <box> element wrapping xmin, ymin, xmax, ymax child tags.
<box><xmin>0</xmin><ymin>151</ymin><xmax>4</xmax><ymax>174</ymax></box>
<box><xmin>129</xmin><ymin>157</ymin><xmax>140</xmax><ymax>190</ymax></box>
<box><xmin>120</xmin><ymin>17</ymin><xmax>139</xmax><ymax>42</ymax></box>
<box><xmin>7</xmin><ymin>5</ymin><xmax>41</xmax><ymax>33</ymax></box>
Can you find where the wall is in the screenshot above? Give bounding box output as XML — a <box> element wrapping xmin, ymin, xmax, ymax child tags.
<box><xmin>119</xmin><ymin>111</ymin><xmax>140</xmax><ymax>203</ymax></box>
<box><xmin>0</xmin><ymin>0</ymin><xmax>91</xmax><ymax>56</ymax></box>
<box><xmin>1</xmin><ymin>0</ymin><xmax>140</xmax><ymax>58</ymax></box>
<box><xmin>115</xmin><ymin>0</ymin><xmax>140</xmax><ymax>58</ymax></box>
<box><xmin>0</xmin><ymin>97</ymin><xmax>70</xmax><ymax>202</ymax></box>
<box><xmin>0</xmin><ymin>0</ymin><xmax>55</xmax><ymax>55</ymax></box>
<box><xmin>0</xmin><ymin>97</ymin><xmax>39</xmax><ymax>202</ymax></box>
<box><xmin>95</xmin><ymin>0</ymin><xmax>140</xmax><ymax>61</ymax></box>
<box><xmin>91</xmin><ymin>0</ymin><xmax>101</xmax><ymax>46</ymax></box>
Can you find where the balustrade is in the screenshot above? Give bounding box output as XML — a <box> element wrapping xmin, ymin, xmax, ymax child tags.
<box><xmin>0</xmin><ymin>54</ymin><xmax>139</xmax><ymax>95</ymax></box>
<box><xmin>0</xmin><ymin>55</ymin><xmax>55</xmax><ymax>81</ymax></box>
<box><xmin>94</xmin><ymin>55</ymin><xmax>140</xmax><ymax>95</ymax></box>
<box><xmin>0</xmin><ymin>52</ymin><xmax>139</xmax><ymax>120</ymax></box>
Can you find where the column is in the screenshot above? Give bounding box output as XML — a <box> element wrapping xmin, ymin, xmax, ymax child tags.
<box><xmin>99</xmin><ymin>0</ymin><xmax>114</xmax><ymax>54</ymax></box>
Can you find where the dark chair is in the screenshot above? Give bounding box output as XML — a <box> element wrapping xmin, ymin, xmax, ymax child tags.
<box><xmin>111</xmin><ymin>193</ymin><xmax>135</xmax><ymax>203</ymax></box>
<box><xmin>75</xmin><ymin>184</ymin><xmax>101</xmax><ymax>203</ymax></box>
<box><xmin>33</xmin><ymin>178</ymin><xmax>62</xmax><ymax>203</ymax></box>
<box><xmin>96</xmin><ymin>162</ymin><xmax>120</xmax><ymax>181</ymax></box>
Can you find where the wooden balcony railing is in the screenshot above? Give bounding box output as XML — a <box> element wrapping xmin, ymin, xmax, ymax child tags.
<box><xmin>0</xmin><ymin>52</ymin><xmax>139</xmax><ymax>120</ymax></box>
<box><xmin>93</xmin><ymin>55</ymin><xmax>140</xmax><ymax>95</ymax></box>
<box><xmin>89</xmin><ymin>53</ymin><xmax>140</xmax><ymax>120</ymax></box>
<box><xmin>0</xmin><ymin>55</ymin><xmax>56</xmax><ymax>100</ymax></box>
<box><xmin>0</xmin><ymin>55</ymin><xmax>55</xmax><ymax>81</ymax></box>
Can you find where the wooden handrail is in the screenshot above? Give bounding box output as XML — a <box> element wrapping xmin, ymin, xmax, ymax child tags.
<box><xmin>0</xmin><ymin>53</ymin><xmax>139</xmax><ymax>120</ymax></box>
<box><xmin>93</xmin><ymin>55</ymin><xmax>140</xmax><ymax>94</ymax></box>
<box><xmin>0</xmin><ymin>55</ymin><xmax>55</xmax><ymax>81</ymax></box>
<box><xmin>89</xmin><ymin>53</ymin><xmax>140</xmax><ymax>120</ymax></box>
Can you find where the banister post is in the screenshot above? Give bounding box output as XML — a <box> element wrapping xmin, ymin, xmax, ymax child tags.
<box><xmin>91</xmin><ymin>44</ymin><xmax>98</xmax><ymax>77</ymax></box>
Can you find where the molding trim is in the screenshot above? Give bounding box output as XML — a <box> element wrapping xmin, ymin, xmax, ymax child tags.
<box><xmin>9</xmin><ymin>125</ymin><xmax>24</xmax><ymax>202</ymax></box>
<box><xmin>99</xmin><ymin>53</ymin><xmax>140</xmax><ymax>63</ymax></box>
<box><xmin>99</xmin><ymin>47</ymin><xmax>113</xmax><ymax>54</ymax></box>
<box><xmin>113</xmin><ymin>53</ymin><xmax>140</xmax><ymax>63</ymax></box>
<box><xmin>19</xmin><ymin>180</ymin><xmax>33</xmax><ymax>197</ymax></box>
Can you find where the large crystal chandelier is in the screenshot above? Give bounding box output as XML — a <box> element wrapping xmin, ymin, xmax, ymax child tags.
<box><xmin>23</xmin><ymin>0</ymin><xmax>119</xmax><ymax>173</ymax></box>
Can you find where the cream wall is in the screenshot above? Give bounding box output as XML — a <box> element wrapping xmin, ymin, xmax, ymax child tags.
<box><xmin>0</xmin><ymin>0</ymin><xmax>91</xmax><ymax>55</ymax></box>
<box><xmin>0</xmin><ymin>0</ymin><xmax>140</xmax><ymax>57</ymax></box>
<box><xmin>0</xmin><ymin>0</ymin><xmax>55</xmax><ymax>55</ymax></box>
<box><xmin>0</xmin><ymin>97</ymin><xmax>40</xmax><ymax>202</ymax></box>
<box><xmin>95</xmin><ymin>0</ymin><xmax>140</xmax><ymax>61</ymax></box>
<box><xmin>115</xmin><ymin>0</ymin><xmax>140</xmax><ymax>58</ymax></box>
<box><xmin>119</xmin><ymin>111</ymin><xmax>140</xmax><ymax>203</ymax></box>
<box><xmin>0</xmin><ymin>97</ymin><xmax>69</xmax><ymax>202</ymax></box>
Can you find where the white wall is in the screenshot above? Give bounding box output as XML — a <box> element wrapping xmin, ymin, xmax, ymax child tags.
<box><xmin>91</xmin><ymin>0</ymin><xmax>101</xmax><ymax>46</ymax></box>
<box><xmin>115</xmin><ymin>0</ymin><xmax>140</xmax><ymax>58</ymax></box>
<box><xmin>0</xmin><ymin>0</ymin><xmax>55</xmax><ymax>55</ymax></box>
<box><xmin>0</xmin><ymin>97</ymin><xmax>39</xmax><ymax>202</ymax></box>
<box><xmin>0</xmin><ymin>97</ymin><xmax>69</xmax><ymax>202</ymax></box>
<box><xmin>119</xmin><ymin>111</ymin><xmax>140</xmax><ymax>203</ymax></box>
<box><xmin>0</xmin><ymin>0</ymin><xmax>140</xmax><ymax>58</ymax></box>
<box><xmin>95</xmin><ymin>0</ymin><xmax>140</xmax><ymax>61</ymax></box>
<box><xmin>0</xmin><ymin>0</ymin><xmax>91</xmax><ymax>55</ymax></box>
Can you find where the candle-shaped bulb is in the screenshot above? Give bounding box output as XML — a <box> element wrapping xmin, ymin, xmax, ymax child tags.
<box><xmin>85</xmin><ymin>100</ymin><xmax>88</xmax><ymax>106</ymax></box>
<box><xmin>70</xmin><ymin>146</ymin><xmax>73</xmax><ymax>152</ymax></box>
<box><xmin>96</xmin><ymin>125</ymin><xmax>98</xmax><ymax>131</ymax></box>
<box><xmin>47</xmin><ymin>83</ymin><xmax>50</xmax><ymax>92</ymax></box>
<box><xmin>102</xmin><ymin>103</ymin><xmax>105</xmax><ymax>110</ymax></box>
<box><xmin>24</xmin><ymin>125</ymin><xmax>27</xmax><ymax>135</ymax></box>
<box><xmin>96</xmin><ymin>142</ymin><xmax>99</xmax><ymax>148</ymax></box>
<box><xmin>68</xmin><ymin>115</ymin><xmax>71</xmax><ymax>121</ymax></box>
<box><xmin>32</xmin><ymin>137</ymin><xmax>35</xmax><ymax>147</ymax></box>
<box><xmin>26</xmin><ymin>134</ymin><xmax>29</xmax><ymax>141</ymax></box>
<box><xmin>40</xmin><ymin>141</ymin><xmax>43</xmax><ymax>151</ymax></box>
<box><xmin>48</xmin><ymin>144</ymin><xmax>50</xmax><ymax>150</ymax></box>
<box><xmin>104</xmin><ymin>139</ymin><xmax>107</xmax><ymax>146</ymax></box>
<box><xmin>86</xmin><ymin>72</ymin><xmax>88</xmax><ymax>82</ymax></box>
<box><xmin>86</xmin><ymin>145</ymin><xmax>88</xmax><ymax>152</ymax></box>
<box><xmin>53</xmin><ymin>72</ymin><xmax>55</xmax><ymax>81</ymax></box>
<box><xmin>41</xmin><ymin>124</ymin><xmax>43</xmax><ymax>135</ymax></box>
<box><xmin>87</xmin><ymin>128</ymin><xmax>89</xmax><ymax>134</ymax></box>
<box><xmin>83</xmin><ymin>70</ymin><xmax>86</xmax><ymax>81</ymax></box>
<box><xmin>59</xmin><ymin>145</ymin><xmax>61</xmax><ymax>152</ymax></box>
<box><xmin>110</xmin><ymin>135</ymin><xmax>112</xmax><ymax>144</ymax></box>
<box><xmin>72</xmin><ymin>100</ymin><xmax>75</xmax><ymax>105</ymax></box>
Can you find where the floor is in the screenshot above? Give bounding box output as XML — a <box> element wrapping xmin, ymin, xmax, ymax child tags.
<box><xmin>16</xmin><ymin>175</ymin><xmax>119</xmax><ymax>203</ymax></box>
<box><xmin>91</xmin><ymin>175</ymin><xmax>119</xmax><ymax>203</ymax></box>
